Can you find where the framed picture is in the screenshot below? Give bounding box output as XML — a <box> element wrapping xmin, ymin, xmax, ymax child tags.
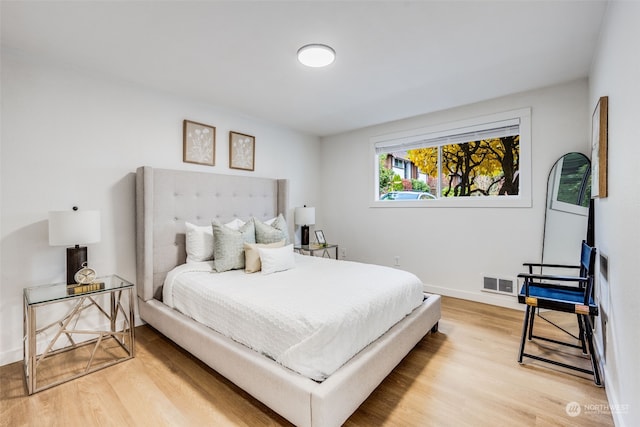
<box><xmin>315</xmin><ymin>230</ymin><xmax>326</xmax><ymax>245</ymax></box>
<box><xmin>591</xmin><ymin>96</ymin><xmax>608</xmax><ymax>198</ymax></box>
<box><xmin>229</xmin><ymin>131</ymin><xmax>255</xmax><ymax>171</ymax></box>
<box><xmin>183</xmin><ymin>120</ymin><xmax>215</xmax><ymax>166</ymax></box>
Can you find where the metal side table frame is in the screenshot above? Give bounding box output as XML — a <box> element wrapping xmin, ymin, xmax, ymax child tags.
<box><xmin>23</xmin><ymin>275</ymin><xmax>135</xmax><ymax>394</ymax></box>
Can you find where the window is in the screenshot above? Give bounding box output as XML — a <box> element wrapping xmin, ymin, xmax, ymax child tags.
<box><xmin>372</xmin><ymin>108</ymin><xmax>531</xmax><ymax>207</ymax></box>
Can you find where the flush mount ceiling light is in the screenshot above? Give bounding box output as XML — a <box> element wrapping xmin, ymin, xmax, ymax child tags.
<box><xmin>297</xmin><ymin>44</ymin><xmax>336</xmax><ymax>68</ymax></box>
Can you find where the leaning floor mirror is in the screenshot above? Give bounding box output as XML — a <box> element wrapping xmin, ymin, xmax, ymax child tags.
<box><xmin>541</xmin><ymin>152</ymin><xmax>592</xmax><ymax>274</ymax></box>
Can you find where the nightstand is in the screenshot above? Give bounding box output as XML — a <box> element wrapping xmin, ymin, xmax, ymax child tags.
<box><xmin>294</xmin><ymin>243</ymin><xmax>339</xmax><ymax>260</ymax></box>
<box><xmin>23</xmin><ymin>274</ymin><xmax>135</xmax><ymax>394</ymax></box>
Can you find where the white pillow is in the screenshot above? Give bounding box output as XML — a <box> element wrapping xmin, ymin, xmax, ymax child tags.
<box><xmin>258</xmin><ymin>244</ymin><xmax>295</xmax><ymax>275</ymax></box>
<box><xmin>185</xmin><ymin>218</ymin><xmax>246</xmax><ymax>263</ymax></box>
<box><xmin>244</xmin><ymin>240</ymin><xmax>285</xmax><ymax>273</ymax></box>
<box><xmin>225</xmin><ymin>218</ymin><xmax>246</xmax><ymax>230</ymax></box>
<box><xmin>185</xmin><ymin>222</ymin><xmax>213</xmax><ymax>263</ymax></box>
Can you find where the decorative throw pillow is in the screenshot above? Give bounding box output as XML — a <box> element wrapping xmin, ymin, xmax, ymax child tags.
<box><xmin>258</xmin><ymin>244</ymin><xmax>295</xmax><ymax>275</ymax></box>
<box><xmin>255</xmin><ymin>214</ymin><xmax>290</xmax><ymax>244</ymax></box>
<box><xmin>185</xmin><ymin>219</ymin><xmax>247</xmax><ymax>263</ymax></box>
<box><xmin>185</xmin><ymin>222</ymin><xmax>214</xmax><ymax>263</ymax></box>
<box><xmin>244</xmin><ymin>240</ymin><xmax>285</xmax><ymax>273</ymax></box>
<box><xmin>212</xmin><ymin>218</ymin><xmax>256</xmax><ymax>272</ymax></box>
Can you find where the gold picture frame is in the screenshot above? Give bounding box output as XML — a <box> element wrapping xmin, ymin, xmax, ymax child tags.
<box><xmin>183</xmin><ymin>120</ymin><xmax>216</xmax><ymax>166</ymax></box>
<box><xmin>591</xmin><ymin>96</ymin><xmax>608</xmax><ymax>198</ymax></box>
<box><xmin>229</xmin><ymin>131</ymin><xmax>255</xmax><ymax>171</ymax></box>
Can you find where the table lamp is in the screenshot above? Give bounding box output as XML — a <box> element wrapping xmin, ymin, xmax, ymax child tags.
<box><xmin>294</xmin><ymin>206</ymin><xmax>315</xmax><ymax>246</ymax></box>
<box><xmin>49</xmin><ymin>207</ymin><xmax>101</xmax><ymax>284</ymax></box>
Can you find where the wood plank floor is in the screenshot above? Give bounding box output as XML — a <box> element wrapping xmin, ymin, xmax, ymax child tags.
<box><xmin>1</xmin><ymin>297</ymin><xmax>613</xmax><ymax>426</ymax></box>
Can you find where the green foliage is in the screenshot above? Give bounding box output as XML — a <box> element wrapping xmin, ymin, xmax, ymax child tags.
<box><xmin>378</xmin><ymin>155</ymin><xmax>395</xmax><ymax>194</ymax></box>
<box><xmin>391</xmin><ymin>175</ymin><xmax>404</xmax><ymax>191</ymax></box>
<box><xmin>440</xmin><ymin>187</ymin><xmax>454</xmax><ymax>197</ymax></box>
<box><xmin>378</xmin><ymin>154</ymin><xmax>412</xmax><ymax>195</ymax></box>
<box><xmin>411</xmin><ymin>179</ymin><xmax>429</xmax><ymax>192</ymax></box>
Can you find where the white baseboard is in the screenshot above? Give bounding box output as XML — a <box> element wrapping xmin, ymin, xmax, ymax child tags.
<box><xmin>424</xmin><ymin>283</ymin><xmax>523</xmax><ymax>311</ymax></box>
<box><xmin>603</xmin><ymin>376</ymin><xmax>626</xmax><ymax>426</ymax></box>
<box><xmin>593</xmin><ymin>334</ymin><xmax>629</xmax><ymax>426</ymax></box>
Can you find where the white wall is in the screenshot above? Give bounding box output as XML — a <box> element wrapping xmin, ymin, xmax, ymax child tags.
<box><xmin>319</xmin><ymin>79</ymin><xmax>590</xmax><ymax>309</ymax></box>
<box><xmin>0</xmin><ymin>50</ymin><xmax>321</xmax><ymax>365</ymax></box>
<box><xmin>589</xmin><ymin>2</ymin><xmax>640</xmax><ymax>425</ymax></box>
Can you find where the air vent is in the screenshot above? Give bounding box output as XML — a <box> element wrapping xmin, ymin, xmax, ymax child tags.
<box><xmin>498</xmin><ymin>278</ymin><xmax>514</xmax><ymax>293</ymax></box>
<box><xmin>482</xmin><ymin>275</ymin><xmax>515</xmax><ymax>295</ymax></box>
<box><xmin>483</xmin><ymin>277</ymin><xmax>498</xmax><ymax>291</ymax></box>
<box><xmin>600</xmin><ymin>254</ymin><xmax>608</xmax><ymax>281</ymax></box>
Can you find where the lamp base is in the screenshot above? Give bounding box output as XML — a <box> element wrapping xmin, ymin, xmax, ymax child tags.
<box><xmin>66</xmin><ymin>246</ymin><xmax>87</xmax><ymax>285</ymax></box>
<box><xmin>301</xmin><ymin>225</ymin><xmax>310</xmax><ymax>246</ymax></box>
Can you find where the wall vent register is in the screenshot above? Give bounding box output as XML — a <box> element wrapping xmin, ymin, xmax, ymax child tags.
<box><xmin>482</xmin><ymin>276</ymin><xmax>515</xmax><ymax>295</ymax></box>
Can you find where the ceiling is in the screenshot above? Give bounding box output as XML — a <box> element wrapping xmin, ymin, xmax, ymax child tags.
<box><xmin>1</xmin><ymin>1</ymin><xmax>608</xmax><ymax>137</ymax></box>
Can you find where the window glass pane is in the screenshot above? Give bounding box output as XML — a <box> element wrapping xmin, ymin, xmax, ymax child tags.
<box><xmin>379</xmin><ymin>149</ymin><xmax>436</xmax><ymax>198</ymax></box>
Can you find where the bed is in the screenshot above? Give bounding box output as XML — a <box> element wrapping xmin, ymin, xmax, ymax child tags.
<box><xmin>135</xmin><ymin>166</ymin><xmax>441</xmax><ymax>427</ymax></box>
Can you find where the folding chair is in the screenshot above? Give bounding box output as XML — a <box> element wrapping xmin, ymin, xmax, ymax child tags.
<box><xmin>517</xmin><ymin>240</ymin><xmax>601</xmax><ymax>385</ymax></box>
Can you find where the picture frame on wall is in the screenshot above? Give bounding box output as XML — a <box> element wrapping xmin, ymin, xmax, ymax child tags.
<box><xmin>183</xmin><ymin>120</ymin><xmax>216</xmax><ymax>166</ymax></box>
<box><xmin>315</xmin><ymin>230</ymin><xmax>326</xmax><ymax>245</ymax></box>
<box><xmin>591</xmin><ymin>96</ymin><xmax>608</xmax><ymax>198</ymax></box>
<box><xmin>229</xmin><ymin>131</ymin><xmax>255</xmax><ymax>171</ymax></box>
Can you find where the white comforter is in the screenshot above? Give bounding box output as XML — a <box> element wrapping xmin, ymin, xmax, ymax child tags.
<box><xmin>163</xmin><ymin>254</ymin><xmax>424</xmax><ymax>381</ymax></box>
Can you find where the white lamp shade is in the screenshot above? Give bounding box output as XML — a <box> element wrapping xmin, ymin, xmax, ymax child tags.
<box><xmin>294</xmin><ymin>206</ymin><xmax>315</xmax><ymax>226</ymax></box>
<box><xmin>49</xmin><ymin>210</ymin><xmax>101</xmax><ymax>246</ymax></box>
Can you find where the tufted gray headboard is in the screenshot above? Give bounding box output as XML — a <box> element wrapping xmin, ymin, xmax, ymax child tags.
<box><xmin>135</xmin><ymin>166</ymin><xmax>290</xmax><ymax>301</ymax></box>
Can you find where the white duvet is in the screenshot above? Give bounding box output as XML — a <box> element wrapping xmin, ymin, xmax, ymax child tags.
<box><xmin>163</xmin><ymin>254</ymin><xmax>423</xmax><ymax>381</ymax></box>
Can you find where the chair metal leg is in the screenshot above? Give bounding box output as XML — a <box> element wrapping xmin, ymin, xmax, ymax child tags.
<box><xmin>577</xmin><ymin>313</ymin><xmax>587</xmax><ymax>354</ymax></box>
<box><xmin>519</xmin><ymin>309</ymin><xmax>602</xmax><ymax>385</ymax></box>
<box><xmin>518</xmin><ymin>305</ymin><xmax>531</xmax><ymax>363</ymax></box>
<box><xmin>528</xmin><ymin>306</ymin><xmax>536</xmax><ymax>340</ymax></box>
<box><xmin>580</xmin><ymin>314</ymin><xmax>602</xmax><ymax>386</ymax></box>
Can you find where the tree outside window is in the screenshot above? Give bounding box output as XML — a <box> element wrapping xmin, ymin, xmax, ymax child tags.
<box><xmin>405</xmin><ymin>136</ymin><xmax>520</xmax><ymax>198</ymax></box>
<box><xmin>378</xmin><ymin>136</ymin><xmax>520</xmax><ymax>198</ymax></box>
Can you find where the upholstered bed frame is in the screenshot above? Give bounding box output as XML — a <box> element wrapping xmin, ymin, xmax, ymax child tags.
<box><xmin>135</xmin><ymin>166</ymin><xmax>441</xmax><ymax>427</ymax></box>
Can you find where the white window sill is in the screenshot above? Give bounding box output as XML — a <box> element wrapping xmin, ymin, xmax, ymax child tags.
<box><xmin>369</xmin><ymin>196</ymin><xmax>531</xmax><ymax>208</ymax></box>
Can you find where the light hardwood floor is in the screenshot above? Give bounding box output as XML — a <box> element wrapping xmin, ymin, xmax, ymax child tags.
<box><xmin>1</xmin><ymin>297</ymin><xmax>613</xmax><ymax>426</ymax></box>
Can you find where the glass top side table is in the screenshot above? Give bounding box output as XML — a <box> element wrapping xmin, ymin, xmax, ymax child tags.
<box><xmin>294</xmin><ymin>243</ymin><xmax>339</xmax><ymax>260</ymax></box>
<box><xmin>23</xmin><ymin>274</ymin><xmax>135</xmax><ymax>394</ymax></box>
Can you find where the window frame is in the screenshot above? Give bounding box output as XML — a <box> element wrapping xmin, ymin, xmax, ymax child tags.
<box><xmin>370</xmin><ymin>108</ymin><xmax>532</xmax><ymax>208</ymax></box>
